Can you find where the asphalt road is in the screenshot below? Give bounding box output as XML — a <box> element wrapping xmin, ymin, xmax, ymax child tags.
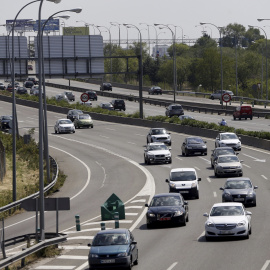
<box><xmin>1</xmin><ymin>100</ymin><xmax>270</xmax><ymax>270</ymax></box>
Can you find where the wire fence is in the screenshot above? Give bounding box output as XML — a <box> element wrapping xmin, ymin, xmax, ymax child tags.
<box><xmin>0</xmin><ymin>140</ymin><xmax>6</xmax><ymax>183</ymax></box>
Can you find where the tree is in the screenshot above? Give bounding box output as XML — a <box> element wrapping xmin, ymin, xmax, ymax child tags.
<box><xmin>221</xmin><ymin>23</ymin><xmax>246</xmax><ymax>48</ymax></box>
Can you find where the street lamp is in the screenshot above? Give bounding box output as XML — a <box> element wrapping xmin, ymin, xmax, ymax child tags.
<box><xmin>155</xmin><ymin>23</ymin><xmax>176</xmax><ymax>102</ymax></box>
<box><xmin>200</xmin><ymin>22</ymin><xmax>224</xmax><ymax>91</ymax></box>
<box><xmin>168</xmin><ymin>24</ymin><xmax>183</xmax><ymax>43</ymax></box>
<box><xmin>123</xmin><ymin>23</ymin><xmax>143</xmax><ymax>119</ymax></box>
<box><xmin>139</xmin><ymin>23</ymin><xmax>157</xmax><ymax>55</ymax></box>
<box><xmin>110</xmin><ymin>22</ymin><xmax>121</xmax><ymax>47</ymax></box>
<box><xmin>97</xmin><ymin>25</ymin><xmax>112</xmax><ymax>81</ymax></box>
<box><xmin>249</xmin><ymin>24</ymin><xmax>268</xmax><ymax>100</ymax></box>
<box><xmin>183</xmin><ymin>34</ymin><xmax>190</xmax><ymax>46</ymax></box>
<box><xmin>37</xmin><ymin>0</ymin><xmax>62</xmax><ymax>241</ymax></box>
<box><xmin>156</xmin><ymin>31</ymin><xmax>165</xmax><ymax>57</ymax></box>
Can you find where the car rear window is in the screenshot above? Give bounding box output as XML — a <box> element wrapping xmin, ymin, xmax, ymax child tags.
<box><xmin>172</xmin><ymin>106</ymin><xmax>182</xmax><ymax>110</ymax></box>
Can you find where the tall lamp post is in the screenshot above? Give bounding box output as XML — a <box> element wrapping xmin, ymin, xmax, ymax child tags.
<box><xmin>123</xmin><ymin>23</ymin><xmax>143</xmax><ymax>118</ymax></box>
<box><xmin>169</xmin><ymin>24</ymin><xmax>183</xmax><ymax>43</ymax></box>
<box><xmin>200</xmin><ymin>22</ymin><xmax>224</xmax><ymax>91</ymax></box>
<box><xmin>155</xmin><ymin>24</ymin><xmax>176</xmax><ymax>102</ymax></box>
<box><xmin>139</xmin><ymin>23</ymin><xmax>157</xmax><ymax>55</ymax></box>
<box><xmin>156</xmin><ymin>31</ymin><xmax>165</xmax><ymax>57</ymax></box>
<box><xmin>110</xmin><ymin>22</ymin><xmax>121</xmax><ymax>47</ymax></box>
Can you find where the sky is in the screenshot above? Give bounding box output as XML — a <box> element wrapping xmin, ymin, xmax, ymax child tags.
<box><xmin>2</xmin><ymin>0</ymin><xmax>270</xmax><ymax>45</ymax></box>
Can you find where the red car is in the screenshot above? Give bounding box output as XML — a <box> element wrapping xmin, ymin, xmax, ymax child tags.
<box><xmin>233</xmin><ymin>106</ymin><xmax>253</xmax><ymax>120</ymax></box>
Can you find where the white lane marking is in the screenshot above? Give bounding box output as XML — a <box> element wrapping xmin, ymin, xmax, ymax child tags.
<box><xmin>64</xmin><ymin>228</ymin><xmax>112</xmax><ymax>234</ymax></box>
<box><xmin>199</xmin><ymin>157</ymin><xmax>210</xmax><ymax>163</ymax></box>
<box><xmin>207</xmin><ymin>177</ymin><xmax>211</xmax><ymax>183</ymax></box>
<box><xmin>95</xmin><ymin>161</ymin><xmax>107</xmax><ymax>188</ymax></box>
<box><xmin>213</xmin><ymin>192</ymin><xmax>217</xmax><ymax>197</ymax></box>
<box><xmin>243</xmin><ymin>153</ymin><xmax>266</xmax><ymax>162</ymax></box>
<box><xmin>167</xmin><ymin>262</ymin><xmax>178</xmax><ymax>270</ymax></box>
<box><xmin>74</xmin><ymin>262</ymin><xmax>88</xmax><ymax>270</ymax></box>
<box><xmin>106</xmin><ymin>128</ymin><xmax>115</xmax><ymax>131</ymax></box>
<box><xmin>175</xmin><ymin>157</ymin><xmax>183</xmax><ymax>160</ymax></box>
<box><xmin>261</xmin><ymin>260</ymin><xmax>270</xmax><ymax>270</ymax></box>
<box><xmin>194</xmin><ymin>166</ymin><xmax>200</xmax><ymax>171</ymax></box>
<box><xmin>58</xmin><ymin>255</ymin><xmax>88</xmax><ymax>260</ymax></box>
<box><xmin>197</xmin><ymin>231</ymin><xmax>205</xmax><ymax>241</ymax></box>
<box><xmin>125</xmin><ymin>213</ymin><xmax>138</xmax><ymax>216</ymax></box>
<box><xmin>59</xmin><ymin>246</ymin><xmax>89</xmax><ymax>250</ymax></box>
<box><xmin>135</xmin><ymin>133</ymin><xmax>145</xmax><ymax>137</ymax></box>
<box><xmin>131</xmin><ymin>199</ymin><xmax>146</xmax><ymax>203</ymax></box>
<box><xmin>83</xmin><ymin>220</ymin><xmax>132</xmax><ymax>226</ymax></box>
<box><xmin>3</xmin><ymin>146</ymin><xmax>91</xmax><ymax>230</ymax></box>
<box><xmin>100</xmin><ymin>135</ymin><xmax>109</xmax><ymax>139</ymax></box>
<box><xmin>128</xmin><ymin>142</ymin><xmax>136</xmax><ymax>145</ymax></box>
<box><xmin>35</xmin><ymin>266</ymin><xmax>75</xmax><ymax>269</ymax></box>
<box><xmin>243</xmin><ymin>164</ymin><xmax>251</xmax><ymax>168</ymax></box>
<box><xmin>262</xmin><ymin>175</ymin><xmax>268</xmax><ymax>180</ymax></box>
<box><xmin>125</xmin><ymin>206</ymin><xmax>143</xmax><ymax>209</ymax></box>
<box><xmin>67</xmin><ymin>236</ymin><xmax>94</xmax><ymax>240</ymax></box>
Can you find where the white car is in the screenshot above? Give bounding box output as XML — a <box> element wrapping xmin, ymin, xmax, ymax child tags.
<box><xmin>55</xmin><ymin>93</ymin><xmax>69</xmax><ymax>102</ymax></box>
<box><xmin>146</xmin><ymin>128</ymin><xmax>171</xmax><ymax>146</ymax></box>
<box><xmin>215</xmin><ymin>132</ymin><xmax>241</xmax><ymax>151</ymax></box>
<box><xmin>54</xmin><ymin>119</ymin><xmax>75</xmax><ymax>134</ymax></box>
<box><xmin>165</xmin><ymin>168</ymin><xmax>201</xmax><ymax>199</ymax></box>
<box><xmin>30</xmin><ymin>85</ymin><xmax>39</xmax><ymax>95</ymax></box>
<box><xmin>203</xmin><ymin>202</ymin><xmax>252</xmax><ymax>240</ymax></box>
<box><xmin>144</xmin><ymin>142</ymin><xmax>172</xmax><ymax>164</ymax></box>
<box><xmin>79</xmin><ymin>100</ymin><xmax>92</xmax><ymax>107</ymax></box>
<box><xmin>210</xmin><ymin>90</ymin><xmax>234</xmax><ymax>100</ymax></box>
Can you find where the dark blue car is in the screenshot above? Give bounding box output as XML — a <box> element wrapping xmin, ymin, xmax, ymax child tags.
<box><xmin>88</xmin><ymin>228</ymin><xmax>138</xmax><ymax>269</ymax></box>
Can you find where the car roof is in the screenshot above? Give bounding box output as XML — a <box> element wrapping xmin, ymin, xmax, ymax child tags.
<box><xmin>219</xmin><ymin>132</ymin><xmax>237</xmax><ymax>135</ymax></box>
<box><xmin>215</xmin><ymin>147</ymin><xmax>234</xmax><ymax>150</ymax></box>
<box><xmin>153</xmin><ymin>193</ymin><xmax>180</xmax><ymax>198</ymax></box>
<box><xmin>58</xmin><ymin>118</ymin><xmax>72</xmax><ymax>121</ymax></box>
<box><xmin>170</xmin><ymin>168</ymin><xmax>196</xmax><ymax>173</ymax></box>
<box><xmin>212</xmin><ymin>202</ymin><xmax>243</xmax><ymax>207</ymax></box>
<box><xmin>226</xmin><ymin>177</ymin><xmax>251</xmax><ymax>182</ymax></box>
<box><xmin>96</xmin><ymin>228</ymin><xmax>128</xmax><ymax>235</ymax></box>
<box><xmin>148</xmin><ymin>142</ymin><xmax>166</xmax><ymax>146</ymax></box>
<box><xmin>151</xmin><ymin>128</ymin><xmax>165</xmax><ymax>130</ymax></box>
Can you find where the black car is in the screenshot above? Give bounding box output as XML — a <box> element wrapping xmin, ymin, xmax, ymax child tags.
<box><xmin>145</xmin><ymin>193</ymin><xmax>189</xmax><ymax>228</ymax></box>
<box><xmin>100</xmin><ymin>82</ymin><xmax>112</xmax><ymax>91</ymax></box>
<box><xmin>88</xmin><ymin>228</ymin><xmax>138</xmax><ymax>269</ymax></box>
<box><xmin>165</xmin><ymin>104</ymin><xmax>184</xmax><ymax>117</ymax></box>
<box><xmin>86</xmin><ymin>90</ymin><xmax>98</xmax><ymax>101</ymax></box>
<box><xmin>6</xmin><ymin>84</ymin><xmax>14</xmax><ymax>92</ymax></box>
<box><xmin>0</xmin><ymin>115</ymin><xmax>12</xmax><ymax>130</ymax></box>
<box><xmin>67</xmin><ymin>109</ymin><xmax>84</xmax><ymax>122</ymax></box>
<box><xmin>16</xmin><ymin>87</ymin><xmax>28</xmax><ymax>95</ymax></box>
<box><xmin>63</xmin><ymin>91</ymin><xmax>75</xmax><ymax>101</ymax></box>
<box><xmin>148</xmin><ymin>86</ymin><xmax>162</xmax><ymax>95</ymax></box>
<box><xmin>111</xmin><ymin>99</ymin><xmax>126</xmax><ymax>111</ymax></box>
<box><xmin>27</xmin><ymin>77</ymin><xmax>38</xmax><ymax>85</ymax></box>
<box><xmin>220</xmin><ymin>177</ymin><xmax>258</xmax><ymax>206</ymax></box>
<box><xmin>181</xmin><ymin>136</ymin><xmax>207</xmax><ymax>156</ymax></box>
<box><xmin>210</xmin><ymin>147</ymin><xmax>238</xmax><ymax>168</ymax></box>
<box><xmin>24</xmin><ymin>81</ymin><xmax>34</xmax><ymax>89</ymax></box>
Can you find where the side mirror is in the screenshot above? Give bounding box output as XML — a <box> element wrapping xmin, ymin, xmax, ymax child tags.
<box><xmin>131</xmin><ymin>241</ymin><xmax>137</xmax><ymax>245</ymax></box>
<box><xmin>203</xmin><ymin>213</ymin><xmax>209</xmax><ymax>217</ymax></box>
<box><xmin>184</xmin><ymin>201</ymin><xmax>188</xmax><ymax>205</ymax></box>
<box><xmin>88</xmin><ymin>243</ymin><xmax>91</xmax><ymax>247</ymax></box>
<box><xmin>236</xmin><ymin>152</ymin><xmax>239</xmax><ymax>155</ymax></box>
<box><xmin>238</xmin><ymin>137</ymin><xmax>241</xmax><ymax>140</ymax></box>
<box><xmin>198</xmin><ymin>178</ymin><xmax>201</xmax><ymax>181</ymax></box>
<box><xmin>145</xmin><ymin>203</ymin><xmax>149</xmax><ymax>207</ymax></box>
<box><xmin>165</xmin><ymin>179</ymin><xmax>169</xmax><ymax>183</ymax></box>
<box><xmin>240</xmin><ymin>160</ymin><xmax>244</xmax><ymax>163</ymax></box>
<box><xmin>254</xmin><ymin>186</ymin><xmax>258</xmax><ymax>189</ymax></box>
<box><xmin>168</xmin><ymin>147</ymin><xmax>172</xmax><ymax>151</ymax></box>
<box><xmin>246</xmin><ymin>211</ymin><xmax>252</xmax><ymax>215</ymax></box>
<box><xmin>204</xmin><ymin>141</ymin><xmax>207</xmax><ymax>144</ymax></box>
<box><xmin>220</xmin><ymin>187</ymin><xmax>224</xmax><ymax>190</ymax></box>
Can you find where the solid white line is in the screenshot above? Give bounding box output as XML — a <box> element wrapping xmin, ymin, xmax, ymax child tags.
<box><xmin>35</xmin><ymin>266</ymin><xmax>75</xmax><ymax>270</ymax></box>
<box><xmin>64</xmin><ymin>228</ymin><xmax>111</xmax><ymax>234</ymax></box>
<box><xmin>207</xmin><ymin>177</ymin><xmax>211</xmax><ymax>183</ymax></box>
<box><xmin>261</xmin><ymin>260</ymin><xmax>270</xmax><ymax>270</ymax></box>
<box><xmin>197</xmin><ymin>231</ymin><xmax>205</xmax><ymax>241</ymax></box>
<box><xmin>175</xmin><ymin>156</ymin><xmax>183</xmax><ymax>160</ymax></box>
<box><xmin>125</xmin><ymin>206</ymin><xmax>143</xmax><ymax>209</ymax></box>
<box><xmin>243</xmin><ymin>164</ymin><xmax>251</xmax><ymax>168</ymax></box>
<box><xmin>131</xmin><ymin>199</ymin><xmax>146</xmax><ymax>203</ymax></box>
<box><xmin>135</xmin><ymin>133</ymin><xmax>145</xmax><ymax>136</ymax></box>
<box><xmin>58</xmin><ymin>255</ymin><xmax>88</xmax><ymax>260</ymax></box>
<box><xmin>74</xmin><ymin>262</ymin><xmax>89</xmax><ymax>270</ymax></box>
<box><xmin>67</xmin><ymin>236</ymin><xmax>94</xmax><ymax>240</ymax></box>
<box><xmin>83</xmin><ymin>220</ymin><xmax>133</xmax><ymax>226</ymax></box>
<box><xmin>59</xmin><ymin>246</ymin><xmax>89</xmax><ymax>250</ymax></box>
<box><xmin>213</xmin><ymin>192</ymin><xmax>217</xmax><ymax>197</ymax></box>
<box><xmin>95</xmin><ymin>161</ymin><xmax>107</xmax><ymax>188</ymax></box>
<box><xmin>199</xmin><ymin>157</ymin><xmax>210</xmax><ymax>163</ymax></box>
<box><xmin>106</xmin><ymin>128</ymin><xmax>115</xmax><ymax>131</ymax></box>
<box><xmin>194</xmin><ymin>166</ymin><xmax>200</xmax><ymax>171</ymax></box>
<box><xmin>99</xmin><ymin>135</ymin><xmax>109</xmax><ymax>139</ymax></box>
<box><xmin>167</xmin><ymin>262</ymin><xmax>178</xmax><ymax>270</ymax></box>
<box><xmin>261</xmin><ymin>175</ymin><xmax>268</xmax><ymax>180</ymax></box>
<box><xmin>125</xmin><ymin>213</ymin><xmax>138</xmax><ymax>216</ymax></box>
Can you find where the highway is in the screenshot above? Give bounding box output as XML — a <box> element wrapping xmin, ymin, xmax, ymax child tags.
<box><xmin>1</xmin><ymin>99</ymin><xmax>270</xmax><ymax>270</ymax></box>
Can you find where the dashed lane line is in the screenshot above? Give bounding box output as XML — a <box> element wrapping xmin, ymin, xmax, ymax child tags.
<box><xmin>131</xmin><ymin>199</ymin><xmax>146</xmax><ymax>203</ymax></box>
<box><xmin>167</xmin><ymin>262</ymin><xmax>179</xmax><ymax>270</ymax></box>
<box><xmin>243</xmin><ymin>164</ymin><xmax>251</xmax><ymax>168</ymax></box>
<box><xmin>58</xmin><ymin>255</ymin><xmax>88</xmax><ymax>260</ymax></box>
<box><xmin>35</xmin><ymin>266</ymin><xmax>75</xmax><ymax>269</ymax></box>
<box><xmin>194</xmin><ymin>166</ymin><xmax>200</xmax><ymax>171</ymax></box>
<box><xmin>213</xmin><ymin>192</ymin><xmax>217</xmax><ymax>197</ymax></box>
<box><xmin>261</xmin><ymin>260</ymin><xmax>270</xmax><ymax>270</ymax></box>
<box><xmin>207</xmin><ymin>177</ymin><xmax>211</xmax><ymax>183</ymax></box>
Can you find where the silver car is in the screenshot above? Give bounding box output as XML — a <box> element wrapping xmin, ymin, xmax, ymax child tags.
<box><xmin>214</xmin><ymin>154</ymin><xmax>243</xmax><ymax>177</ymax></box>
<box><xmin>146</xmin><ymin>128</ymin><xmax>171</xmax><ymax>146</ymax></box>
<box><xmin>54</xmin><ymin>119</ymin><xmax>75</xmax><ymax>134</ymax></box>
<box><xmin>144</xmin><ymin>142</ymin><xmax>172</xmax><ymax>164</ymax></box>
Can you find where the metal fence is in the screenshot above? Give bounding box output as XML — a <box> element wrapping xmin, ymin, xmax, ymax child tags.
<box><xmin>0</xmin><ymin>140</ymin><xmax>6</xmax><ymax>183</ymax></box>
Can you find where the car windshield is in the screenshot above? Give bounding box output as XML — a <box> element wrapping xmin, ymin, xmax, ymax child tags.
<box><xmin>92</xmin><ymin>233</ymin><xmax>128</xmax><ymax>246</ymax></box>
<box><xmin>218</xmin><ymin>156</ymin><xmax>239</xmax><ymax>163</ymax></box>
<box><xmin>187</xmin><ymin>137</ymin><xmax>203</xmax><ymax>144</ymax></box>
<box><xmin>59</xmin><ymin>120</ymin><xmax>72</xmax><ymax>124</ymax></box>
<box><xmin>148</xmin><ymin>144</ymin><xmax>168</xmax><ymax>151</ymax></box>
<box><xmin>2</xmin><ymin>116</ymin><xmax>12</xmax><ymax>120</ymax></box>
<box><xmin>79</xmin><ymin>115</ymin><xmax>91</xmax><ymax>119</ymax></box>
<box><xmin>210</xmin><ymin>206</ymin><xmax>244</xmax><ymax>216</ymax></box>
<box><xmin>224</xmin><ymin>180</ymin><xmax>252</xmax><ymax>189</ymax></box>
<box><xmin>220</xmin><ymin>134</ymin><xmax>238</xmax><ymax>140</ymax></box>
<box><xmin>150</xmin><ymin>196</ymin><xmax>182</xmax><ymax>207</ymax></box>
<box><xmin>216</xmin><ymin>149</ymin><xmax>235</xmax><ymax>156</ymax></box>
<box><xmin>151</xmin><ymin>129</ymin><xmax>166</xmax><ymax>135</ymax></box>
<box><xmin>103</xmin><ymin>103</ymin><xmax>112</xmax><ymax>107</ymax></box>
<box><xmin>171</xmin><ymin>106</ymin><xmax>182</xmax><ymax>110</ymax></box>
<box><xmin>170</xmin><ymin>171</ymin><xmax>196</xmax><ymax>181</ymax></box>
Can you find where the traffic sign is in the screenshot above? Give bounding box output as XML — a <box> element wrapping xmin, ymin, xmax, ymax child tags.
<box><xmin>222</xmin><ymin>93</ymin><xmax>231</xmax><ymax>103</ymax></box>
<box><xmin>80</xmin><ymin>93</ymin><xmax>89</xmax><ymax>103</ymax></box>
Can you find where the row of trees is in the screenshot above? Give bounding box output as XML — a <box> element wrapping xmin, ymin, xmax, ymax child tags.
<box><xmin>103</xmin><ymin>23</ymin><xmax>269</xmax><ymax>99</ymax></box>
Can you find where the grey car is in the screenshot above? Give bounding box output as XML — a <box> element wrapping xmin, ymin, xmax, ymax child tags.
<box><xmin>220</xmin><ymin>177</ymin><xmax>257</xmax><ymax>206</ymax></box>
<box><xmin>210</xmin><ymin>147</ymin><xmax>238</xmax><ymax>168</ymax></box>
<box><xmin>63</xmin><ymin>91</ymin><xmax>75</xmax><ymax>101</ymax></box>
<box><xmin>165</xmin><ymin>104</ymin><xmax>184</xmax><ymax>117</ymax></box>
<box><xmin>146</xmin><ymin>128</ymin><xmax>171</xmax><ymax>146</ymax></box>
<box><xmin>214</xmin><ymin>154</ymin><xmax>243</xmax><ymax>177</ymax></box>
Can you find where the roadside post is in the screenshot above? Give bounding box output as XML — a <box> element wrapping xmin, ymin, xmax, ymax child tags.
<box><xmin>100</xmin><ymin>222</ymin><xmax>106</xmax><ymax>230</ymax></box>
<box><xmin>75</xmin><ymin>215</ymin><xmax>81</xmax><ymax>231</ymax></box>
<box><xmin>80</xmin><ymin>93</ymin><xmax>89</xmax><ymax>105</ymax></box>
<box><xmin>114</xmin><ymin>212</ymin><xmax>119</xmax><ymax>229</ymax></box>
<box><xmin>222</xmin><ymin>93</ymin><xmax>232</xmax><ymax>110</ymax></box>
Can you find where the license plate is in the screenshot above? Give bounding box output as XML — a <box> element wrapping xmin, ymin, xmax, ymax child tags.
<box><xmin>180</xmin><ymin>191</ymin><xmax>189</xmax><ymax>193</ymax></box>
<box><xmin>219</xmin><ymin>230</ymin><xmax>232</xmax><ymax>235</ymax></box>
<box><xmin>234</xmin><ymin>198</ymin><xmax>244</xmax><ymax>201</ymax></box>
<box><xmin>160</xmin><ymin>217</ymin><xmax>171</xmax><ymax>221</ymax></box>
<box><xmin>101</xmin><ymin>259</ymin><xmax>115</xmax><ymax>264</ymax></box>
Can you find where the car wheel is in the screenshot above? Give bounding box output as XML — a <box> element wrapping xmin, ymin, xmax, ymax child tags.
<box><xmin>249</xmin><ymin>226</ymin><xmax>252</xmax><ymax>235</ymax></box>
<box><xmin>215</xmin><ymin>170</ymin><xmax>218</xmax><ymax>177</ymax></box>
<box><xmin>133</xmin><ymin>251</ymin><xmax>138</xmax><ymax>265</ymax></box>
<box><xmin>54</xmin><ymin>129</ymin><xmax>57</xmax><ymax>134</ymax></box>
<box><xmin>144</xmin><ymin>156</ymin><xmax>147</xmax><ymax>164</ymax></box>
<box><xmin>253</xmin><ymin>201</ymin><xmax>256</xmax><ymax>207</ymax></box>
<box><xmin>211</xmin><ymin>161</ymin><xmax>214</xmax><ymax>168</ymax></box>
<box><xmin>181</xmin><ymin>218</ymin><xmax>186</xmax><ymax>226</ymax></box>
<box><xmin>233</xmin><ymin>116</ymin><xmax>236</xmax><ymax>120</ymax></box>
<box><xmin>73</xmin><ymin>130</ymin><xmax>75</xmax><ymax>133</ymax></box>
<box><xmin>126</xmin><ymin>256</ymin><xmax>132</xmax><ymax>270</ymax></box>
<box><xmin>168</xmin><ymin>159</ymin><xmax>172</xmax><ymax>164</ymax></box>
<box><xmin>245</xmin><ymin>232</ymin><xmax>250</xmax><ymax>239</ymax></box>
<box><xmin>205</xmin><ymin>235</ymin><xmax>210</xmax><ymax>241</ymax></box>
<box><xmin>168</xmin><ymin>142</ymin><xmax>172</xmax><ymax>146</ymax></box>
<box><xmin>147</xmin><ymin>223</ymin><xmax>153</xmax><ymax>229</ymax></box>
<box><xmin>211</xmin><ymin>96</ymin><xmax>214</xmax><ymax>100</ymax></box>
<box><xmin>91</xmin><ymin>125</ymin><xmax>94</xmax><ymax>128</ymax></box>
<box><xmin>182</xmin><ymin>151</ymin><xmax>185</xmax><ymax>156</ymax></box>
<box><xmin>250</xmin><ymin>116</ymin><xmax>253</xmax><ymax>120</ymax></box>
<box><xmin>195</xmin><ymin>191</ymin><xmax>199</xmax><ymax>199</ymax></box>
<box><xmin>186</xmin><ymin>214</ymin><xmax>189</xmax><ymax>222</ymax></box>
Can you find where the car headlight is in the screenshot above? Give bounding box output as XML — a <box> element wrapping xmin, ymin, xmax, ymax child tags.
<box><xmin>224</xmin><ymin>192</ymin><xmax>231</xmax><ymax>197</ymax></box>
<box><xmin>174</xmin><ymin>210</ymin><xmax>184</xmax><ymax>216</ymax></box>
<box><xmin>191</xmin><ymin>183</ymin><xmax>197</xmax><ymax>188</ymax></box>
<box><xmin>206</xmin><ymin>222</ymin><xmax>215</xmax><ymax>227</ymax></box>
<box><xmin>170</xmin><ymin>182</ymin><xmax>176</xmax><ymax>188</ymax></box>
<box><xmin>237</xmin><ymin>220</ymin><xmax>246</xmax><ymax>227</ymax></box>
<box><xmin>148</xmin><ymin>213</ymin><xmax>155</xmax><ymax>217</ymax></box>
<box><xmin>168</xmin><ymin>135</ymin><xmax>171</xmax><ymax>139</ymax></box>
<box><xmin>235</xmin><ymin>166</ymin><xmax>241</xmax><ymax>169</ymax></box>
<box><xmin>247</xmin><ymin>192</ymin><xmax>253</xmax><ymax>198</ymax></box>
<box><xmin>202</xmin><ymin>145</ymin><xmax>207</xmax><ymax>148</ymax></box>
<box><xmin>90</xmin><ymin>254</ymin><xmax>99</xmax><ymax>258</ymax></box>
<box><xmin>165</xmin><ymin>153</ymin><xmax>171</xmax><ymax>157</ymax></box>
<box><xmin>117</xmin><ymin>252</ymin><xmax>128</xmax><ymax>257</ymax></box>
<box><xmin>187</xmin><ymin>146</ymin><xmax>192</xmax><ymax>149</ymax></box>
<box><xmin>236</xmin><ymin>142</ymin><xmax>241</xmax><ymax>146</ymax></box>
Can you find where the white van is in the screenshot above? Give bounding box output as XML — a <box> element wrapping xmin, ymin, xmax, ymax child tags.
<box><xmin>165</xmin><ymin>168</ymin><xmax>201</xmax><ymax>199</ymax></box>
